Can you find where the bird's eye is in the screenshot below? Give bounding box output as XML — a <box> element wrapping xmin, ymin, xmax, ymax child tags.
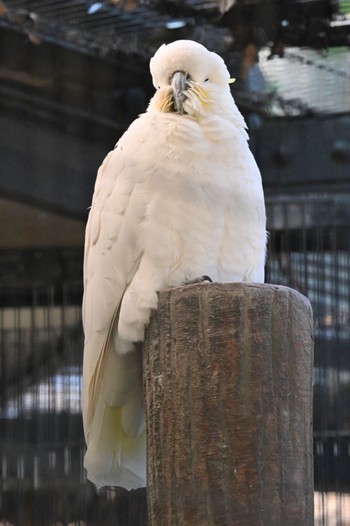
<box><xmin>157</xmin><ymin>85</ymin><xmax>161</xmax><ymax>89</ymax></box>
<box><xmin>204</xmin><ymin>77</ymin><xmax>210</xmax><ymax>82</ymax></box>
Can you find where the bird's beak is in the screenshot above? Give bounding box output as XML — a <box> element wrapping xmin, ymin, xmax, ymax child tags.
<box><xmin>171</xmin><ymin>71</ymin><xmax>189</xmax><ymax>114</ymax></box>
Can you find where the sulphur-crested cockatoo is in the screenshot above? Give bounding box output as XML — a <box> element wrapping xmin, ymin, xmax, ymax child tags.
<box><xmin>82</xmin><ymin>39</ymin><xmax>266</xmax><ymax>490</ymax></box>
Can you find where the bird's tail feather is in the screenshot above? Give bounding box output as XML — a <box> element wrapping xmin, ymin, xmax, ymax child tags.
<box><xmin>84</xmin><ymin>338</ymin><xmax>146</xmax><ymax>489</ymax></box>
<box><xmin>84</xmin><ymin>394</ymin><xmax>146</xmax><ymax>490</ymax></box>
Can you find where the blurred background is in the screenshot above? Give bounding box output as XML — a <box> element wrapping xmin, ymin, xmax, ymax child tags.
<box><xmin>0</xmin><ymin>0</ymin><xmax>349</xmax><ymax>524</ymax></box>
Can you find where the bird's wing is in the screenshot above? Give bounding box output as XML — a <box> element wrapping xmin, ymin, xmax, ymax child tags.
<box><xmin>82</xmin><ymin>125</ymin><xmax>148</xmax><ymax>462</ymax></box>
<box><xmin>82</xmin><ymin>124</ymin><xmax>151</xmax><ymax>488</ymax></box>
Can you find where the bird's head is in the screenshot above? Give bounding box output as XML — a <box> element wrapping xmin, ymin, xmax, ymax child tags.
<box><xmin>149</xmin><ymin>40</ymin><xmax>234</xmax><ymax>117</ymax></box>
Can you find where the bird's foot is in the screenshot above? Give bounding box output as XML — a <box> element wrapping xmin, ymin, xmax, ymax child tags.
<box><xmin>184</xmin><ymin>275</ymin><xmax>213</xmax><ymax>285</ymax></box>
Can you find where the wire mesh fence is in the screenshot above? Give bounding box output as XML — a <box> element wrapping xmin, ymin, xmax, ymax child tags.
<box><xmin>266</xmin><ymin>193</ymin><xmax>350</xmax><ymax>525</ymax></box>
<box><xmin>0</xmin><ymin>193</ymin><xmax>350</xmax><ymax>524</ymax></box>
<box><xmin>258</xmin><ymin>47</ymin><xmax>350</xmax><ymax>116</ymax></box>
<box><xmin>0</xmin><ymin>278</ymin><xmax>147</xmax><ymax>526</ymax></box>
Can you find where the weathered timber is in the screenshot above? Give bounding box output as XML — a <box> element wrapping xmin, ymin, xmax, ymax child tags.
<box><xmin>143</xmin><ymin>282</ymin><xmax>314</xmax><ymax>526</ymax></box>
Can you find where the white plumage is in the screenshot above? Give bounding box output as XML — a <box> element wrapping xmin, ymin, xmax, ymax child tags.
<box><xmin>82</xmin><ymin>39</ymin><xmax>266</xmax><ymax>490</ymax></box>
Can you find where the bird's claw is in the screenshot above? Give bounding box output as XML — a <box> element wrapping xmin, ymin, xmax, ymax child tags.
<box><xmin>184</xmin><ymin>275</ymin><xmax>213</xmax><ymax>285</ymax></box>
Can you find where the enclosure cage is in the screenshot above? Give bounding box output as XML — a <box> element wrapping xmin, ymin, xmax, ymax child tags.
<box><xmin>0</xmin><ymin>0</ymin><xmax>350</xmax><ymax>524</ymax></box>
<box><xmin>0</xmin><ymin>195</ymin><xmax>350</xmax><ymax>525</ymax></box>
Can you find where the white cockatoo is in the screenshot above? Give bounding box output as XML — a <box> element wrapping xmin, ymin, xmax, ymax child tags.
<box><xmin>82</xmin><ymin>39</ymin><xmax>266</xmax><ymax>490</ymax></box>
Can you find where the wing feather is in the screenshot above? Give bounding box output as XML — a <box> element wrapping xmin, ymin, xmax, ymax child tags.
<box><xmin>82</xmin><ymin>119</ymin><xmax>153</xmax><ymax>488</ymax></box>
<box><xmin>82</xmin><ymin>140</ymin><xmax>145</xmax><ymax>440</ymax></box>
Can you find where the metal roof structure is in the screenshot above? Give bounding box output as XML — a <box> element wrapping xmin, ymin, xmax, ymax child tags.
<box><xmin>0</xmin><ymin>0</ymin><xmax>226</xmax><ymax>59</ymax></box>
<box><xmin>1</xmin><ymin>0</ymin><xmax>350</xmax><ymax>60</ymax></box>
<box><xmin>1</xmin><ymin>0</ymin><xmax>349</xmax><ymax>119</ymax></box>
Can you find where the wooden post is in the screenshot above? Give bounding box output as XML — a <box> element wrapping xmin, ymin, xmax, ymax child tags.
<box><xmin>143</xmin><ymin>283</ymin><xmax>314</xmax><ymax>526</ymax></box>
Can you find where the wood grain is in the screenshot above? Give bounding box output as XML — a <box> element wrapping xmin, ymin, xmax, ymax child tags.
<box><xmin>143</xmin><ymin>283</ymin><xmax>314</xmax><ymax>525</ymax></box>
